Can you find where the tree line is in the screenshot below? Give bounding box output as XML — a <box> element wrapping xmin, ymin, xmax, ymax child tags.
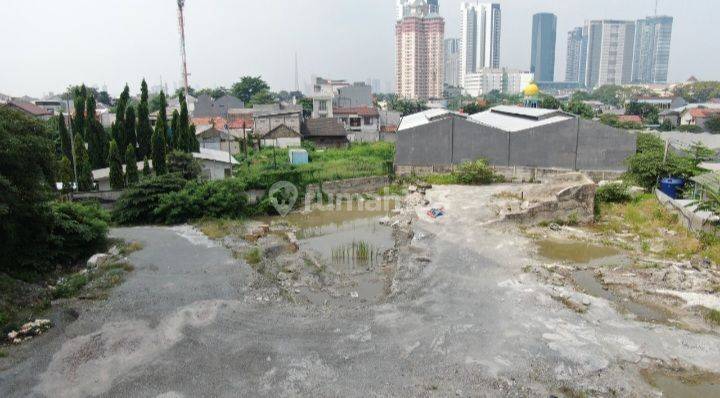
<box><xmin>58</xmin><ymin>80</ymin><xmax>199</xmax><ymax>192</ymax></box>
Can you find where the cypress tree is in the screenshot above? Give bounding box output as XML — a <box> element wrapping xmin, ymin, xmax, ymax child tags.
<box><xmin>73</xmin><ymin>133</ymin><xmax>93</xmax><ymax>191</ymax></box>
<box><xmin>58</xmin><ymin>111</ymin><xmax>72</xmax><ymax>160</ymax></box>
<box><xmin>152</xmin><ymin>117</ymin><xmax>167</xmax><ymax>176</ymax></box>
<box><xmin>108</xmin><ymin>140</ymin><xmax>125</xmax><ymax>190</ymax></box>
<box><xmin>114</xmin><ymin>84</ymin><xmax>130</xmax><ymax>150</ymax></box>
<box><xmin>157</xmin><ymin>91</ymin><xmax>169</xmax><ymax>146</ymax></box>
<box><xmin>58</xmin><ymin>156</ymin><xmax>74</xmax><ymax>194</ymax></box>
<box><xmin>137</xmin><ymin>79</ymin><xmax>152</xmax><ymax>159</ymax></box>
<box><xmin>170</xmin><ymin>110</ymin><xmax>180</xmax><ymax>150</ymax></box>
<box><xmin>178</xmin><ymin>93</ymin><xmax>191</xmax><ymax>152</ymax></box>
<box><xmin>124</xmin><ymin>105</ymin><xmax>137</xmax><ymax>154</ymax></box>
<box><xmin>142</xmin><ymin>156</ymin><xmax>151</xmax><ymax>177</ymax></box>
<box><xmin>190</xmin><ymin>124</ymin><xmax>199</xmax><ymax>152</ymax></box>
<box><xmin>72</xmin><ymin>85</ymin><xmax>87</xmax><ymax>139</ymax></box>
<box><xmin>86</xmin><ymin>96</ymin><xmax>107</xmax><ymax>169</ymax></box>
<box><xmin>125</xmin><ymin>144</ymin><xmax>139</xmax><ymax>186</ymax></box>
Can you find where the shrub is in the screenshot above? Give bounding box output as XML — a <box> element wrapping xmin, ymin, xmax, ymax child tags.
<box><xmin>154</xmin><ymin>178</ymin><xmax>249</xmax><ymax>224</ymax></box>
<box><xmin>677</xmin><ymin>124</ymin><xmax>703</xmax><ymax>133</ymax></box>
<box><xmin>625</xmin><ymin>133</ymin><xmax>708</xmax><ymax>190</ymax></box>
<box><xmin>167</xmin><ymin>150</ymin><xmax>202</xmax><ymax>180</ymax></box>
<box><xmin>112</xmin><ymin>173</ymin><xmax>188</xmax><ymax>225</ymax></box>
<box><xmin>49</xmin><ymin>202</ymin><xmax>110</xmax><ymax>266</ymax></box>
<box><xmin>455</xmin><ymin>159</ymin><xmax>503</xmax><ymax>185</ymax></box>
<box><xmin>53</xmin><ymin>273</ymin><xmax>89</xmax><ymax>299</ymax></box>
<box><xmin>596</xmin><ymin>183</ymin><xmax>631</xmax><ymax>204</ymax></box>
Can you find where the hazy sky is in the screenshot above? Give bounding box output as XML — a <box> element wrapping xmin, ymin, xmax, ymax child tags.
<box><xmin>1</xmin><ymin>0</ymin><xmax>718</xmax><ymax>98</ymax></box>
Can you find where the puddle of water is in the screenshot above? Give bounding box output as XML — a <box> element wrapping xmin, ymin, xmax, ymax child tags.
<box><xmin>257</xmin><ymin>199</ymin><xmax>395</xmax><ymax>303</ymax></box>
<box><xmin>573</xmin><ymin>270</ymin><xmax>671</xmax><ymax>324</ymax></box>
<box><xmin>643</xmin><ymin>371</ymin><xmax>720</xmax><ymax>398</ymax></box>
<box><xmin>537</xmin><ymin>239</ymin><xmax>621</xmax><ymax>264</ymax></box>
<box><xmin>257</xmin><ymin>199</ymin><xmax>396</xmax><ymax>239</ymax></box>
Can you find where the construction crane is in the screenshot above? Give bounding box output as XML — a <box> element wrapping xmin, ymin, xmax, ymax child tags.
<box><xmin>177</xmin><ymin>0</ymin><xmax>190</xmax><ymax>97</ymax></box>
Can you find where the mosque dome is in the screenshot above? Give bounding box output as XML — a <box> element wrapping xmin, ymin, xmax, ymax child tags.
<box><xmin>524</xmin><ymin>83</ymin><xmax>539</xmax><ymax>97</ymax></box>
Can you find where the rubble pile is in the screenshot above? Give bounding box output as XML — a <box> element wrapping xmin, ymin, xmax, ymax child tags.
<box><xmin>7</xmin><ymin>319</ymin><xmax>52</xmax><ymax>344</ymax></box>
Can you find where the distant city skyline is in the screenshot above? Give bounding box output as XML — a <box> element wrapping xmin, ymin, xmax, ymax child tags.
<box><xmin>0</xmin><ymin>0</ymin><xmax>718</xmax><ymax>97</ymax></box>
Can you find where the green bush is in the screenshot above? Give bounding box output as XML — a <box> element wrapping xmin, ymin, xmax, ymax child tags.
<box><xmin>677</xmin><ymin>124</ymin><xmax>704</xmax><ymax>133</ymax></box>
<box><xmin>112</xmin><ymin>173</ymin><xmax>188</xmax><ymax>225</ymax></box>
<box><xmin>154</xmin><ymin>179</ymin><xmax>249</xmax><ymax>224</ymax></box>
<box><xmin>53</xmin><ymin>273</ymin><xmax>89</xmax><ymax>299</ymax></box>
<box><xmin>49</xmin><ymin>202</ymin><xmax>110</xmax><ymax>266</ymax></box>
<box><xmin>167</xmin><ymin>150</ymin><xmax>202</xmax><ymax>180</ymax></box>
<box><xmin>596</xmin><ymin>183</ymin><xmax>631</xmax><ymax>204</ymax></box>
<box><xmin>455</xmin><ymin>159</ymin><xmax>504</xmax><ymax>185</ymax></box>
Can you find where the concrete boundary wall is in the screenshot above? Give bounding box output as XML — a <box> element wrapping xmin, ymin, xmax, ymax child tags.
<box><xmin>395</xmin><ymin>114</ymin><xmax>637</xmax><ymax>173</ymax></box>
<box><xmin>655</xmin><ymin>189</ymin><xmax>719</xmax><ymax>234</ymax></box>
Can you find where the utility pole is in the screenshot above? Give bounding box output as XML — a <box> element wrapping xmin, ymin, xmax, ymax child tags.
<box><xmin>177</xmin><ymin>0</ymin><xmax>190</xmax><ymax>98</ymax></box>
<box><xmin>294</xmin><ymin>52</ymin><xmax>299</xmax><ymax>93</ymax></box>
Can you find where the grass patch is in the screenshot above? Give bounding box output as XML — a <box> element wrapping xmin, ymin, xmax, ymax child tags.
<box><xmin>196</xmin><ymin>218</ymin><xmax>246</xmax><ymax>240</ymax></box>
<box><xmin>53</xmin><ymin>273</ymin><xmax>89</xmax><ymax>299</ymax></box>
<box><xmin>244</xmin><ymin>247</ymin><xmax>263</xmax><ymax>265</ymax></box>
<box><xmin>377</xmin><ymin>184</ymin><xmax>406</xmax><ymax>196</ymax></box>
<box><xmin>706</xmin><ymin>308</ymin><xmax>720</xmax><ymax>326</ymax></box>
<box><xmin>593</xmin><ymin>194</ymin><xmax>720</xmax><ymax>263</ymax></box>
<box><xmin>0</xmin><ymin>349</ymin><xmax>7</xmax><ymax>358</ymax></box>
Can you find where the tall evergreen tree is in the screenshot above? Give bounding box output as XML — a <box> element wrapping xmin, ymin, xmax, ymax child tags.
<box><xmin>190</xmin><ymin>124</ymin><xmax>199</xmax><ymax>152</ymax></box>
<box><xmin>58</xmin><ymin>111</ymin><xmax>72</xmax><ymax>160</ymax></box>
<box><xmin>124</xmin><ymin>105</ymin><xmax>137</xmax><ymax>154</ymax></box>
<box><xmin>58</xmin><ymin>156</ymin><xmax>74</xmax><ymax>194</ymax></box>
<box><xmin>72</xmin><ymin>85</ymin><xmax>87</xmax><ymax>139</ymax></box>
<box><xmin>170</xmin><ymin>110</ymin><xmax>180</xmax><ymax>150</ymax></box>
<box><xmin>142</xmin><ymin>156</ymin><xmax>151</xmax><ymax>177</ymax></box>
<box><xmin>137</xmin><ymin>79</ymin><xmax>153</xmax><ymax>159</ymax></box>
<box><xmin>125</xmin><ymin>144</ymin><xmax>139</xmax><ymax>185</ymax></box>
<box><xmin>156</xmin><ymin>90</ymin><xmax>169</xmax><ymax>145</ymax></box>
<box><xmin>85</xmin><ymin>95</ymin><xmax>108</xmax><ymax>169</ymax></box>
<box><xmin>113</xmin><ymin>84</ymin><xmax>131</xmax><ymax>150</ymax></box>
<box><xmin>178</xmin><ymin>93</ymin><xmax>191</xmax><ymax>153</ymax></box>
<box><xmin>108</xmin><ymin>140</ymin><xmax>124</xmax><ymax>190</ymax></box>
<box><xmin>73</xmin><ymin>133</ymin><xmax>93</xmax><ymax>191</ymax></box>
<box><xmin>152</xmin><ymin>117</ymin><xmax>168</xmax><ymax>176</ymax></box>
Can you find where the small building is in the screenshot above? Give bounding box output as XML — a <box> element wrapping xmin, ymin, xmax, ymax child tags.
<box><xmin>4</xmin><ymin>100</ymin><xmax>53</xmax><ymax>120</ymax></box>
<box><xmin>195</xmin><ymin>123</ymin><xmax>240</xmax><ymax>155</ymax></box>
<box><xmin>333</xmin><ymin>106</ymin><xmax>380</xmax><ymax>142</ymax></box>
<box><xmin>680</xmin><ymin>108</ymin><xmax>720</xmax><ymax>131</ymax></box>
<box><xmin>92</xmin><ymin>160</ymin><xmax>150</xmax><ymax>191</ymax></box>
<box><xmin>301</xmin><ymin>118</ymin><xmax>349</xmax><ymax>148</ymax></box>
<box><xmin>260</xmin><ymin>124</ymin><xmax>302</xmax><ymax>148</ymax></box>
<box><xmin>193</xmin><ymin>94</ymin><xmax>244</xmax><ymax>118</ymax></box>
<box><xmin>252</xmin><ymin>103</ymin><xmax>303</xmax><ymax>137</ymax></box>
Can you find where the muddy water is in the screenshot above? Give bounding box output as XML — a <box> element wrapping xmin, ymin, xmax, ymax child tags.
<box><xmin>259</xmin><ymin>199</ymin><xmax>396</xmax><ymax>302</ymax></box>
<box><xmin>536</xmin><ymin>239</ymin><xmax>622</xmax><ymax>264</ymax></box>
<box><xmin>573</xmin><ymin>270</ymin><xmax>671</xmax><ymax>324</ymax></box>
<box><xmin>643</xmin><ymin>371</ymin><xmax>720</xmax><ymax>398</ymax></box>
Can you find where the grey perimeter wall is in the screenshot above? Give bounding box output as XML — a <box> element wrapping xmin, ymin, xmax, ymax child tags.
<box><xmin>395</xmin><ymin>115</ymin><xmax>637</xmax><ymax>173</ymax></box>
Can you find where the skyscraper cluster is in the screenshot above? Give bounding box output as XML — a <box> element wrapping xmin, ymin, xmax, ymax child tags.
<box><xmin>459</xmin><ymin>2</ymin><xmax>502</xmax><ymax>86</ymax></box>
<box><xmin>565</xmin><ymin>16</ymin><xmax>673</xmax><ymax>88</ymax></box>
<box><xmin>395</xmin><ymin>0</ymin><xmax>445</xmax><ymax>100</ymax></box>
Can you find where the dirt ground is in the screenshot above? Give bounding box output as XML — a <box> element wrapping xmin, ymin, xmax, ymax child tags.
<box><xmin>2</xmin><ymin>182</ymin><xmax>720</xmax><ymax>397</ymax></box>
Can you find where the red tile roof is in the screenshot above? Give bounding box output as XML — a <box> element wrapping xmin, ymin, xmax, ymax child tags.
<box><xmin>192</xmin><ymin>117</ymin><xmax>228</xmax><ymax>128</ymax></box>
<box><xmin>618</xmin><ymin>115</ymin><xmax>642</xmax><ymax>124</ymax></box>
<box><xmin>333</xmin><ymin>106</ymin><xmax>379</xmax><ymax>117</ymax></box>
<box><xmin>6</xmin><ymin>100</ymin><xmax>52</xmax><ymax>116</ymax></box>
<box><xmin>687</xmin><ymin>108</ymin><xmax>720</xmax><ymax>118</ymax></box>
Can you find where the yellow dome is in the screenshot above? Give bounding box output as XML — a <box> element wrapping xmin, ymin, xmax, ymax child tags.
<box><xmin>524</xmin><ymin>83</ymin><xmax>539</xmax><ymax>97</ymax></box>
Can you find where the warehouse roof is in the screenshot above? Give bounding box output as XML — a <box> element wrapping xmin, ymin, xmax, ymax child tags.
<box><xmin>468</xmin><ymin>106</ymin><xmax>573</xmax><ymax>132</ymax></box>
<box><xmin>398</xmin><ymin>109</ymin><xmax>465</xmax><ymax>131</ymax></box>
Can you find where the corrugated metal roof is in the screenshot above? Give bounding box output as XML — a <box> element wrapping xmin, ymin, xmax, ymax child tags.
<box><xmin>398</xmin><ymin>109</ymin><xmax>463</xmax><ymax>131</ymax></box>
<box><xmin>692</xmin><ymin>171</ymin><xmax>720</xmax><ymax>192</ymax></box>
<box><xmin>488</xmin><ymin>105</ymin><xmax>561</xmax><ymax>119</ymax></box>
<box><xmin>468</xmin><ymin>107</ymin><xmax>572</xmax><ymax>132</ymax></box>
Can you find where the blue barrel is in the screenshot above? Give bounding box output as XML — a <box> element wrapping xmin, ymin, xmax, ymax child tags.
<box><xmin>659</xmin><ymin>177</ymin><xmax>685</xmax><ymax>199</ymax></box>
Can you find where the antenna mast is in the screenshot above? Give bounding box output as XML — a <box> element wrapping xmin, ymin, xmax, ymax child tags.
<box><xmin>294</xmin><ymin>53</ymin><xmax>299</xmax><ymax>92</ymax></box>
<box><xmin>177</xmin><ymin>0</ymin><xmax>190</xmax><ymax>97</ymax></box>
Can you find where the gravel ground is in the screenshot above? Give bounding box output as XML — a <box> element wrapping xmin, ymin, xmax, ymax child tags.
<box><xmin>1</xmin><ymin>184</ymin><xmax>720</xmax><ymax>397</ymax></box>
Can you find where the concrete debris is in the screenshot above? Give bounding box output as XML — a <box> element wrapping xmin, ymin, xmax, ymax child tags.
<box><xmin>7</xmin><ymin>319</ymin><xmax>52</xmax><ymax>344</ymax></box>
<box><xmin>87</xmin><ymin>253</ymin><xmax>110</xmax><ymax>268</ymax></box>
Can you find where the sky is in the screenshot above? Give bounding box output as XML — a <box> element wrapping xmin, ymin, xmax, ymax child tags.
<box><xmin>0</xmin><ymin>0</ymin><xmax>718</xmax><ymax>98</ymax></box>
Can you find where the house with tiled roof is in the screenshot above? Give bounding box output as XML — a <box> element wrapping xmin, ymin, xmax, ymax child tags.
<box><xmin>260</xmin><ymin>124</ymin><xmax>302</xmax><ymax>148</ymax></box>
<box><xmin>680</xmin><ymin>107</ymin><xmax>720</xmax><ymax>131</ymax></box>
<box><xmin>301</xmin><ymin>118</ymin><xmax>349</xmax><ymax>148</ymax></box>
<box><xmin>4</xmin><ymin>100</ymin><xmax>53</xmax><ymax>120</ymax></box>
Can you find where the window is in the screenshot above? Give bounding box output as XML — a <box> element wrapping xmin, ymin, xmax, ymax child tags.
<box><xmin>318</xmin><ymin>100</ymin><xmax>327</xmax><ymax>111</ymax></box>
